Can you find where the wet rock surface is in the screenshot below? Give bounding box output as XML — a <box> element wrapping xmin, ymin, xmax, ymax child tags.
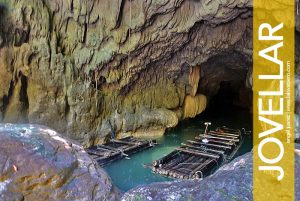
<box><xmin>0</xmin><ymin>124</ymin><xmax>120</xmax><ymax>201</ymax></box>
<box><xmin>122</xmin><ymin>145</ymin><xmax>300</xmax><ymax>201</ymax></box>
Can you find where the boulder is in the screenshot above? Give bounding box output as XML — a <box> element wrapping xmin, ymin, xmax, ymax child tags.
<box><xmin>0</xmin><ymin>124</ymin><xmax>120</xmax><ymax>201</ymax></box>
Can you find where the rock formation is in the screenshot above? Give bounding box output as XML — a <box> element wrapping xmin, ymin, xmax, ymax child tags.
<box><xmin>182</xmin><ymin>94</ymin><xmax>207</xmax><ymax>119</ymax></box>
<box><xmin>0</xmin><ymin>0</ymin><xmax>253</xmax><ymax>146</ymax></box>
<box><xmin>296</xmin><ymin>76</ymin><xmax>300</xmax><ymax>142</ymax></box>
<box><xmin>0</xmin><ymin>124</ymin><xmax>120</xmax><ymax>201</ymax></box>
<box><xmin>122</xmin><ymin>145</ymin><xmax>300</xmax><ymax>201</ymax></box>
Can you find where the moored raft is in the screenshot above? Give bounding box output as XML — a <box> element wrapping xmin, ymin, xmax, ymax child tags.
<box><xmin>86</xmin><ymin>136</ymin><xmax>157</xmax><ymax>166</ymax></box>
<box><xmin>148</xmin><ymin>124</ymin><xmax>250</xmax><ymax>180</ymax></box>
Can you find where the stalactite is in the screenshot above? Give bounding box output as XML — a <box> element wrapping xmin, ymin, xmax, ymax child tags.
<box><xmin>182</xmin><ymin>94</ymin><xmax>207</xmax><ymax>119</ymax></box>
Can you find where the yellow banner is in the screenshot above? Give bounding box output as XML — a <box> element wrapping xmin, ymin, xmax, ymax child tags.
<box><xmin>253</xmin><ymin>0</ymin><xmax>295</xmax><ymax>200</ymax></box>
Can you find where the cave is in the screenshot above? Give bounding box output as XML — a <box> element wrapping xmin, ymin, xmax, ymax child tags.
<box><xmin>197</xmin><ymin>51</ymin><xmax>252</xmax><ymax>114</ymax></box>
<box><xmin>0</xmin><ymin>0</ymin><xmax>299</xmax><ymax>200</ymax></box>
<box><xmin>210</xmin><ymin>80</ymin><xmax>238</xmax><ymax>109</ymax></box>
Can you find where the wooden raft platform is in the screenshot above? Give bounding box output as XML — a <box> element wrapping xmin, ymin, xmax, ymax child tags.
<box><xmin>86</xmin><ymin>136</ymin><xmax>156</xmax><ymax>166</ymax></box>
<box><xmin>148</xmin><ymin>126</ymin><xmax>249</xmax><ymax>180</ymax></box>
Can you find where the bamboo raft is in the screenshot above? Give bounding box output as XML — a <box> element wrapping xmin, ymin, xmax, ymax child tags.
<box><xmin>86</xmin><ymin>136</ymin><xmax>157</xmax><ymax>166</ymax></box>
<box><xmin>147</xmin><ymin>125</ymin><xmax>250</xmax><ymax>180</ymax></box>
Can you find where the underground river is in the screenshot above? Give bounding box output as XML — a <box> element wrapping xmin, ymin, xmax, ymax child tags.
<box><xmin>104</xmin><ymin>105</ymin><xmax>253</xmax><ymax>192</ymax></box>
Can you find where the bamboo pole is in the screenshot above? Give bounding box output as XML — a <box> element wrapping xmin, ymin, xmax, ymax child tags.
<box><xmin>177</xmin><ymin>157</ymin><xmax>206</xmax><ymax>176</ymax></box>
<box><xmin>189</xmin><ymin>159</ymin><xmax>215</xmax><ymax>179</ymax></box>
<box><xmin>207</xmin><ymin>132</ymin><xmax>239</xmax><ymax>139</ymax></box>
<box><xmin>187</xmin><ymin>140</ymin><xmax>232</xmax><ymax>150</ymax></box>
<box><xmin>216</xmin><ymin>127</ymin><xmax>240</xmax><ymax>133</ymax></box>
<box><xmin>152</xmin><ymin>150</ymin><xmax>179</xmax><ymax>167</ymax></box>
<box><xmin>181</xmin><ymin>143</ymin><xmax>225</xmax><ymax>155</ymax></box>
<box><xmin>86</xmin><ymin>149</ymin><xmax>114</xmax><ymax>156</ymax></box>
<box><xmin>171</xmin><ymin>155</ymin><xmax>197</xmax><ymax>170</ymax></box>
<box><xmin>210</xmin><ymin>130</ymin><xmax>240</xmax><ymax>137</ymax></box>
<box><xmin>110</xmin><ymin>139</ymin><xmax>142</xmax><ymax>146</ymax></box>
<box><xmin>164</xmin><ymin>152</ymin><xmax>190</xmax><ymax>169</ymax></box>
<box><xmin>156</xmin><ymin>153</ymin><xmax>192</xmax><ymax>177</ymax></box>
<box><xmin>195</xmin><ymin>136</ymin><xmax>235</xmax><ymax>146</ymax></box>
<box><xmin>196</xmin><ymin>135</ymin><xmax>239</xmax><ymax>143</ymax></box>
<box><xmin>96</xmin><ymin>144</ymin><xmax>122</xmax><ymax>151</ymax></box>
<box><xmin>176</xmin><ymin>147</ymin><xmax>220</xmax><ymax>159</ymax></box>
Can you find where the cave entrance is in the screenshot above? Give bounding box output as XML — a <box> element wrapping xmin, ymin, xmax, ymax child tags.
<box><xmin>209</xmin><ymin>80</ymin><xmax>238</xmax><ymax>109</ymax></box>
<box><xmin>193</xmin><ymin>51</ymin><xmax>253</xmax><ymax>156</ymax></box>
<box><xmin>204</xmin><ymin>79</ymin><xmax>252</xmax><ymax>113</ymax></box>
<box><xmin>103</xmin><ymin>52</ymin><xmax>253</xmax><ymax>191</ymax></box>
<box><xmin>197</xmin><ymin>51</ymin><xmax>252</xmax><ymax>114</ymax></box>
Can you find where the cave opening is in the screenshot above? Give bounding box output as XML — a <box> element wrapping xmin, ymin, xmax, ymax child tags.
<box><xmin>192</xmin><ymin>51</ymin><xmax>253</xmax><ymax>155</ymax></box>
<box><xmin>104</xmin><ymin>52</ymin><xmax>254</xmax><ymax>192</ymax></box>
<box><xmin>209</xmin><ymin>80</ymin><xmax>240</xmax><ymax>110</ymax></box>
<box><xmin>197</xmin><ymin>51</ymin><xmax>252</xmax><ymax>115</ymax></box>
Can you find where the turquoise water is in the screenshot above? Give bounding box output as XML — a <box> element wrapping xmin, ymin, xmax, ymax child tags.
<box><xmin>104</xmin><ymin>107</ymin><xmax>252</xmax><ymax>192</ymax></box>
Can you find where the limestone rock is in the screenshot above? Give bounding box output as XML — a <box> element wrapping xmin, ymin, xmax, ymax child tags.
<box><xmin>0</xmin><ymin>124</ymin><xmax>120</xmax><ymax>201</ymax></box>
<box><xmin>0</xmin><ymin>0</ymin><xmax>253</xmax><ymax>144</ymax></box>
<box><xmin>188</xmin><ymin>66</ymin><xmax>201</xmax><ymax>96</ymax></box>
<box><xmin>86</xmin><ymin>107</ymin><xmax>179</xmax><ymax>147</ymax></box>
<box><xmin>182</xmin><ymin>94</ymin><xmax>207</xmax><ymax>119</ymax></box>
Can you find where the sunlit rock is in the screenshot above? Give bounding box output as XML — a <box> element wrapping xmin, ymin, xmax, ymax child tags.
<box><xmin>85</xmin><ymin>108</ymin><xmax>179</xmax><ymax>147</ymax></box>
<box><xmin>183</xmin><ymin>94</ymin><xmax>207</xmax><ymax>119</ymax></box>
<box><xmin>188</xmin><ymin>66</ymin><xmax>201</xmax><ymax>96</ymax></box>
<box><xmin>0</xmin><ymin>124</ymin><xmax>120</xmax><ymax>201</ymax></box>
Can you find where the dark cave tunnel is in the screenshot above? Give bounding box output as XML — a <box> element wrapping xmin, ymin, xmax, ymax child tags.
<box><xmin>197</xmin><ymin>51</ymin><xmax>252</xmax><ymax>114</ymax></box>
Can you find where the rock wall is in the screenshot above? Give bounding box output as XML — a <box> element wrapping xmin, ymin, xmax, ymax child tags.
<box><xmin>0</xmin><ymin>0</ymin><xmax>253</xmax><ymax>145</ymax></box>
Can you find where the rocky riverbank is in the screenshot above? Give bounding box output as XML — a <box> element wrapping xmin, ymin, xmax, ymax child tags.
<box><xmin>0</xmin><ymin>124</ymin><xmax>120</xmax><ymax>201</ymax></box>
<box><xmin>1</xmin><ymin>124</ymin><xmax>299</xmax><ymax>201</ymax></box>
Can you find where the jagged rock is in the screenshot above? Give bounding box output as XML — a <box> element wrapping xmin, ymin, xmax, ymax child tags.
<box><xmin>86</xmin><ymin>107</ymin><xmax>179</xmax><ymax>146</ymax></box>
<box><xmin>122</xmin><ymin>146</ymin><xmax>300</xmax><ymax>201</ymax></box>
<box><xmin>0</xmin><ymin>0</ymin><xmax>253</xmax><ymax>145</ymax></box>
<box><xmin>0</xmin><ymin>124</ymin><xmax>120</xmax><ymax>201</ymax></box>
